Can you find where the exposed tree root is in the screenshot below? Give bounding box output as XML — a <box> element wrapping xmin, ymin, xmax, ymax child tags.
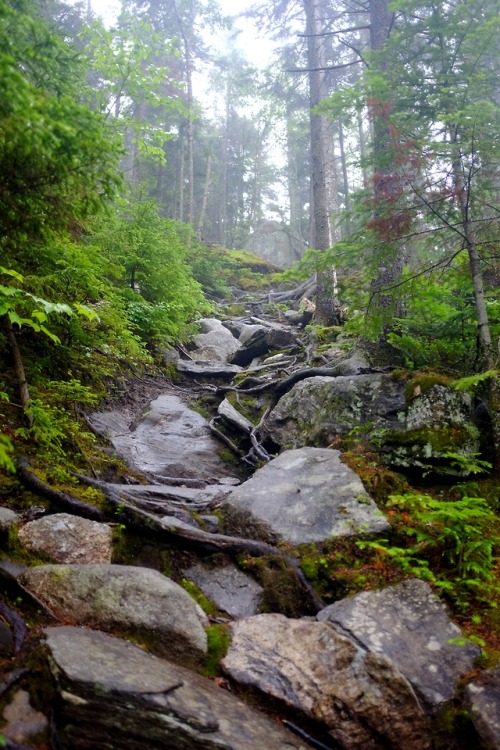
<box><xmin>15</xmin><ymin>458</ymin><xmax>105</xmax><ymax>521</ymax></box>
<box><xmin>75</xmin><ymin>473</ymin><xmax>324</xmax><ymax>614</ymax></box>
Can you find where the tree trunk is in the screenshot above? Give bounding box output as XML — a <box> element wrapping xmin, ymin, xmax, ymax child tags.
<box><xmin>366</xmin><ymin>0</ymin><xmax>404</xmax><ymax>360</ymax></box>
<box><xmin>196</xmin><ymin>154</ymin><xmax>212</xmax><ymax>240</ymax></box>
<box><xmin>303</xmin><ymin>0</ymin><xmax>340</xmax><ymax>325</ymax></box>
<box><xmin>2</xmin><ymin>317</ymin><xmax>32</xmax><ymax>426</ymax></box>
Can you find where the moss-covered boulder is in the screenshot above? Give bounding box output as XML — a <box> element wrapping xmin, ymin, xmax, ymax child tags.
<box><xmin>264</xmin><ymin>375</ymin><xmax>482</xmax><ymax>477</ymax></box>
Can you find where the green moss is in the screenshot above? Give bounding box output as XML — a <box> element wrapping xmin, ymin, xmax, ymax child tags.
<box><xmin>405</xmin><ymin>372</ymin><xmax>452</xmax><ymax>403</ymax></box>
<box><xmin>179</xmin><ymin>578</ymin><xmax>218</xmax><ymax>615</ymax></box>
<box><xmin>204</xmin><ymin>624</ymin><xmax>231</xmax><ymax>677</ymax></box>
<box><xmin>4</xmin><ymin>526</ymin><xmax>49</xmax><ymax>566</ymax></box>
<box><xmin>238</xmin><ymin>554</ymin><xmax>315</xmax><ymax>617</ymax></box>
<box><xmin>386</xmin><ymin>425</ymin><xmax>475</xmax><ymax>451</ymax></box>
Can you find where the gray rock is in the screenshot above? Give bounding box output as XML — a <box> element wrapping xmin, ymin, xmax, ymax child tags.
<box><xmin>218</xmin><ymin>398</ymin><xmax>255</xmax><ymax>434</ymax></box>
<box><xmin>230</xmin><ymin>325</ymin><xmax>298</xmax><ymax>367</ymax></box>
<box><xmin>384</xmin><ymin>384</ymin><xmax>480</xmax><ymax>473</ymax></box>
<box><xmin>222</xmin><ymin>448</ymin><xmax>389</xmax><ymax>545</ymax></box>
<box><xmin>264</xmin><ymin>374</ymin><xmax>406</xmax><ymax>449</ymax></box>
<box><xmin>318</xmin><ymin>579</ymin><xmax>481</xmax><ymax>711</ymax></box>
<box><xmin>0</xmin><ymin>507</ymin><xmax>20</xmax><ymax>532</ymax></box>
<box><xmin>198</xmin><ymin>515</ymin><xmax>220</xmax><ymax>533</ymax></box>
<box><xmin>43</xmin><ymin>626</ymin><xmax>307</xmax><ymax>750</ymax></box>
<box><xmin>108</xmin><ymin>482</ymin><xmax>234</xmax><ymax>510</ymax></box>
<box><xmin>90</xmin><ymin>394</ymin><xmax>232</xmax><ymax>482</ymax></box>
<box><xmin>465</xmin><ymin>665</ymin><xmax>500</xmax><ymax>750</ymax></box>
<box><xmin>18</xmin><ymin>513</ymin><xmax>113</xmax><ymax>564</ymax></box>
<box><xmin>222</xmin><ymin>613</ymin><xmax>432</xmax><ymax>750</ymax></box>
<box><xmin>176</xmin><ymin>359</ymin><xmax>243</xmax><ymax>378</ymax></box>
<box><xmin>2</xmin><ymin>689</ymin><xmax>48</xmax><ymax>745</ymax></box>
<box><xmin>191</xmin><ymin>318</ymin><xmax>241</xmax><ymax>362</ymax></box>
<box><xmin>21</xmin><ymin>564</ymin><xmax>208</xmax><ymax>665</ymax></box>
<box><xmin>184</xmin><ymin>562</ymin><xmax>264</xmax><ymax>618</ymax></box>
<box><xmin>330</xmin><ymin>351</ymin><xmax>372</xmax><ymax>375</ymax></box>
<box><xmin>264</xmin><ymin>375</ymin><xmax>480</xmax><ymax>475</ymax></box>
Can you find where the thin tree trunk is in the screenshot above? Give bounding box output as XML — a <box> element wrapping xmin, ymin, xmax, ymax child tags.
<box><xmin>2</xmin><ymin>317</ymin><xmax>32</xmax><ymax>425</ymax></box>
<box><xmin>196</xmin><ymin>154</ymin><xmax>212</xmax><ymax>240</ymax></box>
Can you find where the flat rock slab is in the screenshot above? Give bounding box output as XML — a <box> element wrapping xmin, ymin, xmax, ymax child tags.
<box><xmin>176</xmin><ymin>359</ymin><xmax>243</xmax><ymax>378</ymax></box>
<box><xmin>108</xmin><ymin>482</ymin><xmax>234</xmax><ymax>509</ymax></box>
<box><xmin>43</xmin><ymin>626</ymin><xmax>306</xmax><ymax>750</ymax></box>
<box><xmin>18</xmin><ymin>513</ymin><xmax>113</xmax><ymax>564</ymax></box>
<box><xmin>21</xmin><ymin>564</ymin><xmax>208</xmax><ymax>665</ymax></box>
<box><xmin>222</xmin><ymin>613</ymin><xmax>431</xmax><ymax>750</ymax></box>
<box><xmin>222</xmin><ymin>447</ymin><xmax>389</xmax><ymax>545</ymax></box>
<box><xmin>318</xmin><ymin>579</ymin><xmax>481</xmax><ymax>711</ymax></box>
<box><xmin>465</xmin><ymin>665</ymin><xmax>500</xmax><ymax>750</ymax></box>
<box><xmin>183</xmin><ymin>562</ymin><xmax>264</xmax><ymax>618</ymax></box>
<box><xmin>90</xmin><ymin>394</ymin><xmax>232</xmax><ymax>482</ymax></box>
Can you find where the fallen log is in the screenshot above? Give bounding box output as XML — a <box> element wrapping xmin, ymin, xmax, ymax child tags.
<box><xmin>16</xmin><ymin>458</ymin><xmax>105</xmax><ymax>521</ymax></box>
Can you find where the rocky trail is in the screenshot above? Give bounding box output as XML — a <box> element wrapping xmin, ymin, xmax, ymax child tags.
<box><xmin>0</xmin><ymin>301</ymin><xmax>499</xmax><ymax>750</ymax></box>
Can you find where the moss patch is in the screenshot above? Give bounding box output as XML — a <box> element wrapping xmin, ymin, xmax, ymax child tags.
<box><xmin>204</xmin><ymin>624</ymin><xmax>231</xmax><ymax>677</ymax></box>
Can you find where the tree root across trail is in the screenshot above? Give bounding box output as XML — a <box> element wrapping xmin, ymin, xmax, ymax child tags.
<box><xmin>14</xmin><ymin>459</ymin><xmax>323</xmax><ymax>614</ymax></box>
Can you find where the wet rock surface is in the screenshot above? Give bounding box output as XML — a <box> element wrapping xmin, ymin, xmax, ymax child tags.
<box><xmin>222</xmin><ymin>447</ymin><xmax>390</xmax><ymax>544</ymax></box>
<box><xmin>21</xmin><ymin>564</ymin><xmax>208</xmax><ymax>664</ymax></box>
<box><xmin>4</xmin><ymin>307</ymin><xmax>496</xmax><ymax>750</ymax></box>
<box><xmin>44</xmin><ymin>626</ymin><xmax>307</xmax><ymax>750</ymax></box>
<box><xmin>222</xmin><ymin>613</ymin><xmax>432</xmax><ymax>750</ymax></box>
<box><xmin>318</xmin><ymin>579</ymin><xmax>481</xmax><ymax>711</ymax></box>
<box><xmin>90</xmin><ymin>393</ymin><xmax>232</xmax><ymax>482</ymax></box>
<box><xmin>18</xmin><ymin>513</ymin><xmax>113</xmax><ymax>564</ymax></box>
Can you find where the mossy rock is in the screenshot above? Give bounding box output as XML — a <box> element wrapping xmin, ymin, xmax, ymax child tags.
<box><xmin>237</xmin><ymin>554</ymin><xmax>316</xmax><ymax>617</ymax></box>
<box><xmin>404</xmin><ymin>372</ymin><xmax>452</xmax><ymax>403</ymax></box>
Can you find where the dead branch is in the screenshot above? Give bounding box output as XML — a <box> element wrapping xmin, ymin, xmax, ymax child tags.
<box><xmin>16</xmin><ymin>458</ymin><xmax>105</xmax><ymax>521</ymax></box>
<box><xmin>208</xmin><ymin>417</ymin><xmax>243</xmax><ymax>457</ymax></box>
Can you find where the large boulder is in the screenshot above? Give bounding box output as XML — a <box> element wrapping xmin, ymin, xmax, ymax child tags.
<box><xmin>230</xmin><ymin>324</ymin><xmax>298</xmax><ymax>366</ymax></box>
<box><xmin>380</xmin><ymin>384</ymin><xmax>480</xmax><ymax>473</ymax></box>
<box><xmin>264</xmin><ymin>375</ymin><xmax>481</xmax><ymax>475</ymax></box>
<box><xmin>21</xmin><ymin>564</ymin><xmax>208</xmax><ymax>665</ymax></box>
<box><xmin>264</xmin><ymin>374</ymin><xmax>406</xmax><ymax>449</ymax></box>
<box><xmin>222</xmin><ymin>447</ymin><xmax>389</xmax><ymax>545</ymax></box>
<box><xmin>222</xmin><ymin>613</ymin><xmax>432</xmax><ymax>750</ymax></box>
<box><xmin>191</xmin><ymin>318</ymin><xmax>241</xmax><ymax>362</ymax></box>
<box><xmin>318</xmin><ymin>579</ymin><xmax>481</xmax><ymax>711</ymax></box>
<box><xmin>17</xmin><ymin>513</ymin><xmax>113</xmax><ymax>564</ymax></box>
<box><xmin>43</xmin><ymin>626</ymin><xmax>306</xmax><ymax>750</ymax></box>
<box><xmin>90</xmin><ymin>393</ymin><xmax>233</xmax><ymax>482</ymax></box>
